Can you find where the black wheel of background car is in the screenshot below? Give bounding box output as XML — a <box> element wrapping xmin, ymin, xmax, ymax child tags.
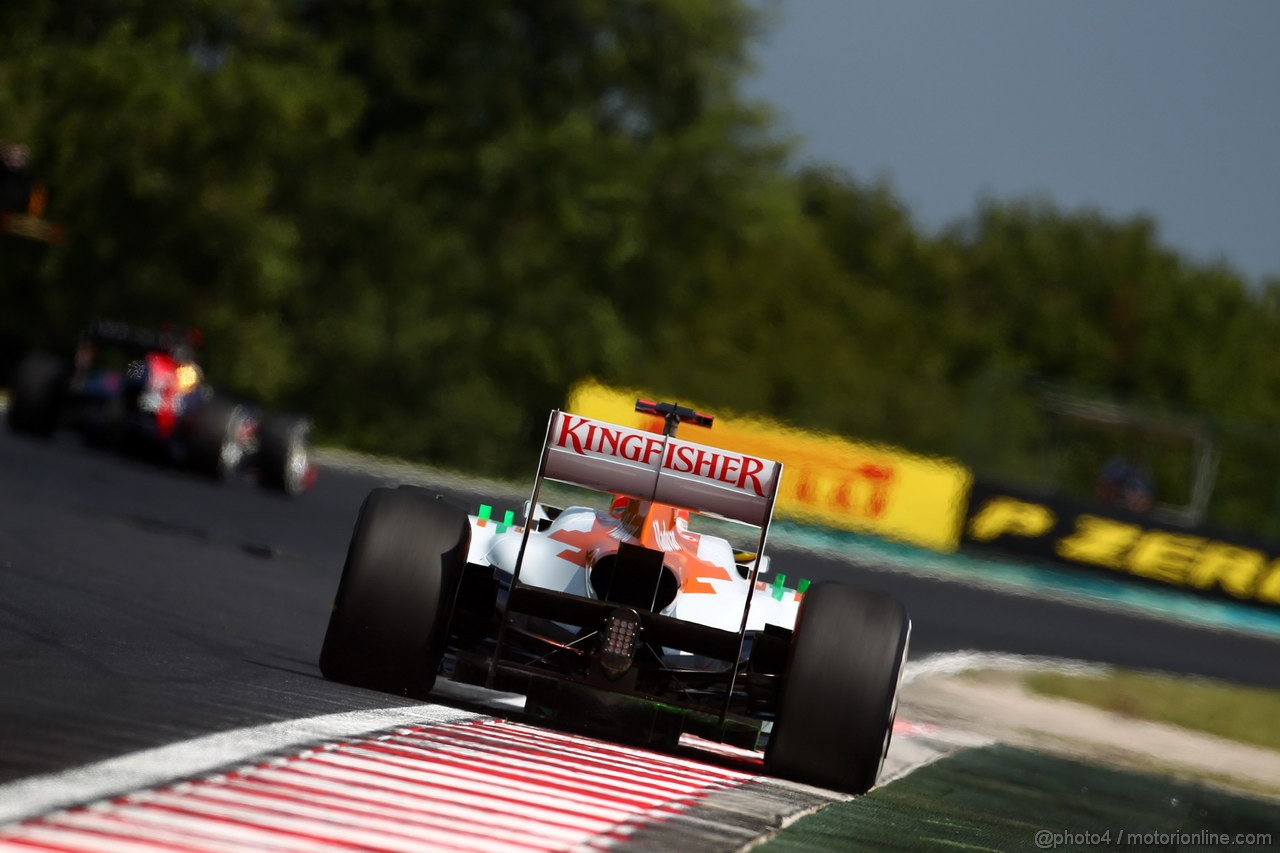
<box><xmin>319</xmin><ymin>488</ymin><xmax>471</xmax><ymax>698</ymax></box>
<box><xmin>188</xmin><ymin>398</ymin><xmax>249</xmax><ymax>481</ymax></box>
<box><xmin>7</xmin><ymin>352</ymin><xmax>67</xmax><ymax>437</ymax></box>
<box><xmin>765</xmin><ymin>582</ymin><xmax>910</xmax><ymax>794</ymax></box>
<box><xmin>257</xmin><ymin>414</ymin><xmax>312</xmax><ymax>495</ymax></box>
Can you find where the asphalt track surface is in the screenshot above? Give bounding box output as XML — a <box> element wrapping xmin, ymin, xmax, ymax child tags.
<box><xmin>2</xmin><ymin>427</ymin><xmax>1278</xmax><ymax>791</ymax></box>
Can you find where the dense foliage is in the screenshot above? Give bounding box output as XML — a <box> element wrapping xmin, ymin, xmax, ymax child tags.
<box><xmin>4</xmin><ymin>1</ymin><xmax>1280</xmax><ymax>532</ymax></box>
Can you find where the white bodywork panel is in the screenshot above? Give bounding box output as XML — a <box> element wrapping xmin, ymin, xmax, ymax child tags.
<box><xmin>461</xmin><ymin>409</ymin><xmax>798</xmax><ymax>643</ymax></box>
<box><xmin>466</xmin><ymin>507</ymin><xmax>802</xmax><ymax>634</ymax></box>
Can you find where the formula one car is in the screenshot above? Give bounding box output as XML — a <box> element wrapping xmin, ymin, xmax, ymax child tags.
<box><xmin>7</xmin><ymin>320</ymin><xmax>314</xmax><ymax>495</ymax></box>
<box><xmin>320</xmin><ymin>400</ymin><xmax>910</xmax><ymax>793</ymax></box>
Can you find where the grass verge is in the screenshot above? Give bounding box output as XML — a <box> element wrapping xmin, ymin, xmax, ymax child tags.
<box><xmin>1023</xmin><ymin>669</ymin><xmax>1280</xmax><ymax>752</ymax></box>
<box><xmin>756</xmin><ymin>745</ymin><xmax>1280</xmax><ymax>852</ymax></box>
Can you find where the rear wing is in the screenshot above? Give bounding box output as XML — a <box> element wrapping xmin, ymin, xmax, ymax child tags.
<box><xmin>496</xmin><ymin>408</ymin><xmax>786</xmax><ymax>704</ymax></box>
<box><xmin>82</xmin><ymin>320</ymin><xmax>203</xmax><ymax>360</ymax></box>
<box><xmin>538</xmin><ymin>410</ymin><xmax>782</xmax><ymax>528</ymax></box>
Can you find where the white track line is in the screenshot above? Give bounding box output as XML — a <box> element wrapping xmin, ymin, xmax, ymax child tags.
<box><xmin>0</xmin><ymin>652</ymin><xmax>1034</xmax><ymax>827</ymax></box>
<box><xmin>0</xmin><ymin>719</ymin><xmax>760</xmax><ymax>853</ymax></box>
<box><xmin>902</xmin><ymin>650</ymin><xmax>1111</xmax><ymax>684</ymax></box>
<box><xmin>0</xmin><ymin>705</ymin><xmax>475</xmax><ymax>825</ymax></box>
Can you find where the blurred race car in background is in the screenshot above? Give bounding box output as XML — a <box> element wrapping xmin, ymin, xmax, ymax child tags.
<box><xmin>6</xmin><ymin>320</ymin><xmax>314</xmax><ymax>495</ymax></box>
<box><xmin>320</xmin><ymin>399</ymin><xmax>911</xmax><ymax>794</ymax></box>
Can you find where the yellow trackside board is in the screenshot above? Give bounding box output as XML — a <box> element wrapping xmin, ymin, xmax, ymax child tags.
<box><xmin>566</xmin><ymin>381</ymin><xmax>972</xmax><ymax>553</ymax></box>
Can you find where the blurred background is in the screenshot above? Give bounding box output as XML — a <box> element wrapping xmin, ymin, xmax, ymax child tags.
<box><xmin>4</xmin><ymin>0</ymin><xmax>1280</xmax><ymax>547</ymax></box>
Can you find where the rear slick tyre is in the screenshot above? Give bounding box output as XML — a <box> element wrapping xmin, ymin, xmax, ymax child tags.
<box><xmin>765</xmin><ymin>582</ymin><xmax>910</xmax><ymax>794</ymax></box>
<box><xmin>7</xmin><ymin>353</ymin><xmax>67</xmax><ymax>437</ymax></box>
<box><xmin>188</xmin><ymin>399</ymin><xmax>248</xmax><ymax>481</ymax></box>
<box><xmin>319</xmin><ymin>488</ymin><xmax>470</xmax><ymax>698</ymax></box>
<box><xmin>257</xmin><ymin>414</ymin><xmax>312</xmax><ymax>495</ymax></box>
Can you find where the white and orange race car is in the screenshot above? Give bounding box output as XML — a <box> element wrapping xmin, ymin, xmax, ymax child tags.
<box><xmin>320</xmin><ymin>400</ymin><xmax>910</xmax><ymax>794</ymax></box>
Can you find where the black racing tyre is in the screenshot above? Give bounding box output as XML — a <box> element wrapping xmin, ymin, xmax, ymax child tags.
<box><xmin>7</xmin><ymin>352</ymin><xmax>67</xmax><ymax>437</ymax></box>
<box><xmin>765</xmin><ymin>582</ymin><xmax>910</xmax><ymax>794</ymax></box>
<box><xmin>319</xmin><ymin>488</ymin><xmax>470</xmax><ymax>698</ymax></box>
<box><xmin>257</xmin><ymin>414</ymin><xmax>312</xmax><ymax>495</ymax></box>
<box><xmin>188</xmin><ymin>398</ymin><xmax>249</xmax><ymax>480</ymax></box>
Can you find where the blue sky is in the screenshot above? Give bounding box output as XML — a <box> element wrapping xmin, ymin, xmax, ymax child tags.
<box><xmin>745</xmin><ymin>1</ymin><xmax>1280</xmax><ymax>284</ymax></box>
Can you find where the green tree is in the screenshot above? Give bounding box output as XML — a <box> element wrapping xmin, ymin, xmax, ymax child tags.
<box><xmin>6</xmin><ymin>0</ymin><xmax>1280</xmax><ymax>537</ymax></box>
<box><xmin>3</xmin><ymin>0</ymin><xmax>360</xmax><ymax>401</ymax></box>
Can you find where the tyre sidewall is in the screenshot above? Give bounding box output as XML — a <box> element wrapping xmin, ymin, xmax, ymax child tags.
<box><xmin>319</xmin><ymin>488</ymin><xmax>470</xmax><ymax>697</ymax></box>
<box><xmin>187</xmin><ymin>398</ymin><xmax>246</xmax><ymax>480</ymax></box>
<box><xmin>766</xmin><ymin>582</ymin><xmax>910</xmax><ymax>793</ymax></box>
<box><xmin>257</xmin><ymin>414</ymin><xmax>311</xmax><ymax>494</ymax></box>
<box><xmin>8</xmin><ymin>353</ymin><xmax>67</xmax><ymax>436</ymax></box>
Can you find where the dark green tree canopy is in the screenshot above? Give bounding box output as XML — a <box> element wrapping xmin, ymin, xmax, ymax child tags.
<box><xmin>4</xmin><ymin>0</ymin><xmax>1279</xmax><ymax>533</ymax></box>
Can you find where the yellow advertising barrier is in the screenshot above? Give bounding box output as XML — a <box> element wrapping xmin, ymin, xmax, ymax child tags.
<box><xmin>566</xmin><ymin>381</ymin><xmax>972</xmax><ymax>552</ymax></box>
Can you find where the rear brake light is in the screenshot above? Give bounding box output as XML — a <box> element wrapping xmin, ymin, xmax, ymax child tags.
<box><xmin>598</xmin><ymin>607</ymin><xmax>642</xmax><ymax>679</ymax></box>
